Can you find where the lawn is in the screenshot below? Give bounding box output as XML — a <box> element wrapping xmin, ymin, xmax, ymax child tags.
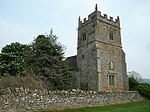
<box><xmin>37</xmin><ymin>100</ymin><xmax>150</xmax><ymax>112</ymax></box>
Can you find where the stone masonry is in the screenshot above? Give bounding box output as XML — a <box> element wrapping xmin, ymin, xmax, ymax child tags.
<box><xmin>0</xmin><ymin>87</ymin><xmax>146</xmax><ymax>112</ymax></box>
<box><xmin>66</xmin><ymin>4</ymin><xmax>129</xmax><ymax>91</ymax></box>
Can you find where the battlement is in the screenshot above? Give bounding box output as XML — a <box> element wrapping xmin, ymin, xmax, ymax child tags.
<box><xmin>78</xmin><ymin>4</ymin><xmax>120</xmax><ymax>28</ymax></box>
<box><xmin>101</xmin><ymin>13</ymin><xmax>120</xmax><ymax>24</ymax></box>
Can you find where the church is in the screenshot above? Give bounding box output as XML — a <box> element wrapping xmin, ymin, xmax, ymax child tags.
<box><xmin>65</xmin><ymin>4</ymin><xmax>129</xmax><ymax>91</ymax></box>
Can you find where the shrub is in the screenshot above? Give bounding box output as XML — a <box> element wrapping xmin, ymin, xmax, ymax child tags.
<box><xmin>137</xmin><ymin>83</ymin><xmax>150</xmax><ymax>98</ymax></box>
<box><xmin>0</xmin><ymin>74</ymin><xmax>48</xmax><ymax>90</ymax></box>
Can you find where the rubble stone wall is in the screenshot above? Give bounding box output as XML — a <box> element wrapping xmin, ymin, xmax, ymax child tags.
<box><xmin>0</xmin><ymin>88</ymin><xmax>146</xmax><ymax>112</ymax></box>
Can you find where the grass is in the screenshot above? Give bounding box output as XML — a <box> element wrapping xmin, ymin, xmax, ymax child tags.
<box><xmin>36</xmin><ymin>100</ymin><xmax>150</xmax><ymax>112</ymax></box>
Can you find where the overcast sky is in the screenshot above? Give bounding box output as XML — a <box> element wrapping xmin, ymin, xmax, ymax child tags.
<box><xmin>0</xmin><ymin>0</ymin><xmax>150</xmax><ymax>78</ymax></box>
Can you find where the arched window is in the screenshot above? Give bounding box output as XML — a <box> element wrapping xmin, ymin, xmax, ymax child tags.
<box><xmin>109</xmin><ymin>61</ymin><xmax>114</xmax><ymax>70</ymax></box>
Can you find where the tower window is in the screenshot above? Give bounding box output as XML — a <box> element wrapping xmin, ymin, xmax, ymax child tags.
<box><xmin>82</xmin><ymin>55</ymin><xmax>84</xmax><ymax>59</ymax></box>
<box><xmin>109</xmin><ymin>75</ymin><xmax>115</xmax><ymax>86</ymax></box>
<box><xmin>109</xmin><ymin>61</ymin><xmax>114</xmax><ymax>70</ymax></box>
<box><xmin>82</xmin><ymin>33</ymin><xmax>86</xmax><ymax>41</ymax></box>
<box><xmin>109</xmin><ymin>32</ymin><xmax>113</xmax><ymax>40</ymax></box>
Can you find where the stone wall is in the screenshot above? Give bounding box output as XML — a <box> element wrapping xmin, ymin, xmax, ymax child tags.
<box><xmin>0</xmin><ymin>88</ymin><xmax>147</xmax><ymax>112</ymax></box>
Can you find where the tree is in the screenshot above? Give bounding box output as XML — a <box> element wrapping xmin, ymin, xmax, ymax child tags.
<box><xmin>0</xmin><ymin>42</ymin><xmax>29</xmax><ymax>76</ymax></box>
<box><xmin>128</xmin><ymin>77</ymin><xmax>139</xmax><ymax>91</ymax></box>
<box><xmin>128</xmin><ymin>71</ymin><xmax>142</xmax><ymax>91</ymax></box>
<box><xmin>25</xmin><ymin>30</ymin><xmax>72</xmax><ymax>90</ymax></box>
<box><xmin>128</xmin><ymin>71</ymin><xmax>142</xmax><ymax>82</ymax></box>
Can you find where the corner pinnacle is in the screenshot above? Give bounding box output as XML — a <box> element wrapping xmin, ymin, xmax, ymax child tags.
<box><xmin>95</xmin><ymin>3</ymin><xmax>98</xmax><ymax>11</ymax></box>
<box><xmin>78</xmin><ymin>16</ymin><xmax>81</xmax><ymax>21</ymax></box>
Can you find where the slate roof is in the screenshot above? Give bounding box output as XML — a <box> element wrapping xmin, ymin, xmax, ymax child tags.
<box><xmin>65</xmin><ymin>55</ymin><xmax>77</xmax><ymax>70</ymax></box>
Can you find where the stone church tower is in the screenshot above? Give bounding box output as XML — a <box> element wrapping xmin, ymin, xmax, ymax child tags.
<box><xmin>66</xmin><ymin>4</ymin><xmax>129</xmax><ymax>91</ymax></box>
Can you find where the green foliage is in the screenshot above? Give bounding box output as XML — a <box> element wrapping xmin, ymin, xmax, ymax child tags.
<box><xmin>138</xmin><ymin>83</ymin><xmax>150</xmax><ymax>98</ymax></box>
<box><xmin>128</xmin><ymin>71</ymin><xmax>143</xmax><ymax>91</ymax></box>
<box><xmin>0</xmin><ymin>42</ymin><xmax>29</xmax><ymax>76</ymax></box>
<box><xmin>25</xmin><ymin>31</ymin><xmax>72</xmax><ymax>90</ymax></box>
<box><xmin>128</xmin><ymin>77</ymin><xmax>139</xmax><ymax>91</ymax></box>
<box><xmin>128</xmin><ymin>71</ymin><xmax>150</xmax><ymax>98</ymax></box>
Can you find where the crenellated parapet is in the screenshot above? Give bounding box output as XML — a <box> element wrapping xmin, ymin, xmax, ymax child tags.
<box><xmin>78</xmin><ymin>4</ymin><xmax>120</xmax><ymax>29</ymax></box>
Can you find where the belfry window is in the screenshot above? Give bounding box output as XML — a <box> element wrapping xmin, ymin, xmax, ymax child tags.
<box><xmin>109</xmin><ymin>61</ymin><xmax>114</xmax><ymax>70</ymax></box>
<box><xmin>82</xmin><ymin>55</ymin><xmax>84</xmax><ymax>59</ymax></box>
<box><xmin>82</xmin><ymin>33</ymin><xmax>86</xmax><ymax>41</ymax></box>
<box><xmin>109</xmin><ymin>75</ymin><xmax>115</xmax><ymax>86</ymax></box>
<box><xmin>109</xmin><ymin>32</ymin><xmax>113</xmax><ymax>40</ymax></box>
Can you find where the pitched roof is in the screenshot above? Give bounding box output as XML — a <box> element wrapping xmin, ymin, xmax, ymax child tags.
<box><xmin>65</xmin><ymin>55</ymin><xmax>77</xmax><ymax>70</ymax></box>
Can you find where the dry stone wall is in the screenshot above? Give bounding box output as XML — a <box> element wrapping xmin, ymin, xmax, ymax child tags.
<box><xmin>0</xmin><ymin>87</ymin><xmax>146</xmax><ymax>112</ymax></box>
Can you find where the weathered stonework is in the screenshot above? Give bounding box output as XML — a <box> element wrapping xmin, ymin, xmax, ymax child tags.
<box><xmin>66</xmin><ymin>4</ymin><xmax>129</xmax><ymax>91</ymax></box>
<box><xmin>0</xmin><ymin>88</ymin><xmax>146</xmax><ymax>112</ymax></box>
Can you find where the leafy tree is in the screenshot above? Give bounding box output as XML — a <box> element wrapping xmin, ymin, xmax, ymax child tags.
<box><xmin>128</xmin><ymin>71</ymin><xmax>142</xmax><ymax>91</ymax></box>
<box><xmin>128</xmin><ymin>71</ymin><xmax>142</xmax><ymax>82</ymax></box>
<box><xmin>128</xmin><ymin>77</ymin><xmax>139</xmax><ymax>91</ymax></box>
<box><xmin>25</xmin><ymin>30</ymin><xmax>72</xmax><ymax>90</ymax></box>
<box><xmin>0</xmin><ymin>42</ymin><xmax>29</xmax><ymax>76</ymax></box>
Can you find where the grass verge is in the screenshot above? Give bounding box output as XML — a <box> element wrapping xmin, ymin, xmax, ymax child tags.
<box><xmin>36</xmin><ymin>100</ymin><xmax>150</xmax><ymax>112</ymax></box>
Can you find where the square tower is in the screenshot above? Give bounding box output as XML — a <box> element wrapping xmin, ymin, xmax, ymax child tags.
<box><xmin>77</xmin><ymin>4</ymin><xmax>129</xmax><ymax>91</ymax></box>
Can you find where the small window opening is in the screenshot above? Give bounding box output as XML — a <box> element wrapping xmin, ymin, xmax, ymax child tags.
<box><xmin>109</xmin><ymin>32</ymin><xmax>113</xmax><ymax>40</ymax></box>
<box><xmin>82</xmin><ymin>55</ymin><xmax>84</xmax><ymax>59</ymax></box>
<box><xmin>82</xmin><ymin>33</ymin><xmax>86</xmax><ymax>41</ymax></box>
